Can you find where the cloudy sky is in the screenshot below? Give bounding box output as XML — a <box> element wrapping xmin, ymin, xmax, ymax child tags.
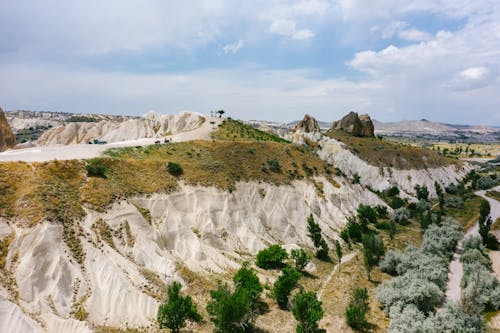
<box><xmin>0</xmin><ymin>0</ymin><xmax>499</xmax><ymax>125</ymax></box>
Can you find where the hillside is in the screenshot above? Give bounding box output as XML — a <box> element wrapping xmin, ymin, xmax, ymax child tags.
<box><xmin>0</xmin><ymin>115</ymin><xmax>479</xmax><ymax>333</ymax></box>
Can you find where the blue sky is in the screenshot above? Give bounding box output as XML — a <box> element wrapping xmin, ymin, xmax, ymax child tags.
<box><xmin>0</xmin><ymin>0</ymin><xmax>499</xmax><ymax>125</ymax></box>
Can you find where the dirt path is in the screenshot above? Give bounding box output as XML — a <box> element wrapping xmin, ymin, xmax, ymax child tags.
<box><xmin>445</xmin><ymin>185</ymin><xmax>500</xmax><ymax>302</ymax></box>
<box><xmin>318</xmin><ymin>251</ymin><xmax>358</xmax><ymax>300</ymax></box>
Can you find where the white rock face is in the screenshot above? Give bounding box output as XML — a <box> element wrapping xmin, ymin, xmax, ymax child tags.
<box><xmin>286</xmin><ymin>132</ymin><xmax>473</xmax><ymax>197</ymax></box>
<box><xmin>3</xmin><ymin>178</ymin><xmax>383</xmax><ymax>331</ymax></box>
<box><xmin>37</xmin><ymin>112</ymin><xmax>206</xmax><ymax>145</ymax></box>
<box><xmin>0</xmin><ymin>294</ymin><xmax>42</xmax><ymax>333</ymax></box>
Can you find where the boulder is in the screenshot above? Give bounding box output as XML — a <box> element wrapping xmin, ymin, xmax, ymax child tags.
<box><xmin>0</xmin><ymin>107</ymin><xmax>15</xmax><ymax>151</ymax></box>
<box><xmin>331</xmin><ymin>111</ymin><xmax>374</xmax><ymax>137</ymax></box>
<box><xmin>295</xmin><ymin>114</ymin><xmax>320</xmax><ymax>133</ymax></box>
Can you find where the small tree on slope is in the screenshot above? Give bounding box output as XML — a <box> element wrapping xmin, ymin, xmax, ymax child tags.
<box><xmin>157</xmin><ymin>281</ymin><xmax>202</xmax><ymax>333</ymax></box>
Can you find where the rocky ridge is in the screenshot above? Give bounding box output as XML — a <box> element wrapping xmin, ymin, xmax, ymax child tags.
<box><xmin>331</xmin><ymin>111</ymin><xmax>374</xmax><ymax>137</ymax></box>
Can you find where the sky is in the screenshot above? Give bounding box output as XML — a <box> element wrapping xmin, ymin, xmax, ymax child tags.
<box><xmin>0</xmin><ymin>1</ymin><xmax>499</xmax><ymax>125</ymax></box>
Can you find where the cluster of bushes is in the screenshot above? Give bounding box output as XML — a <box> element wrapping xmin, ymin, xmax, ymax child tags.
<box><xmin>460</xmin><ymin>236</ymin><xmax>500</xmax><ymax>312</ymax></box>
<box><xmin>376</xmin><ymin>218</ymin><xmax>465</xmax><ymax>332</ymax></box>
<box><xmin>478</xmin><ymin>199</ymin><xmax>498</xmax><ymax>250</ymax></box>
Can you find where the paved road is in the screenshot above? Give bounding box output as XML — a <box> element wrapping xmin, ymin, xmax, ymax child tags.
<box><xmin>445</xmin><ymin>185</ymin><xmax>500</xmax><ymax>302</ymax></box>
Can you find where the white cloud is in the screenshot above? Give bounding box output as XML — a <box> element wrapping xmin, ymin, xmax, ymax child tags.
<box><xmin>222</xmin><ymin>40</ymin><xmax>244</xmax><ymax>54</ymax></box>
<box><xmin>398</xmin><ymin>29</ymin><xmax>433</xmax><ymax>42</ymax></box>
<box><xmin>444</xmin><ymin>66</ymin><xmax>495</xmax><ymax>91</ymax></box>
<box><xmin>381</xmin><ymin>21</ymin><xmax>408</xmax><ymax>39</ymax></box>
<box><xmin>269</xmin><ymin>19</ymin><xmax>315</xmax><ymax>40</ymax></box>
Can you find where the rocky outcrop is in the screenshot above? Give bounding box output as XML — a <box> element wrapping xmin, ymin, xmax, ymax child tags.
<box><xmin>0</xmin><ymin>107</ymin><xmax>15</xmax><ymax>151</ymax></box>
<box><xmin>37</xmin><ymin>111</ymin><xmax>206</xmax><ymax>145</ymax></box>
<box><xmin>331</xmin><ymin>111</ymin><xmax>374</xmax><ymax>137</ymax></box>
<box><xmin>295</xmin><ymin>114</ymin><xmax>320</xmax><ymax>133</ymax></box>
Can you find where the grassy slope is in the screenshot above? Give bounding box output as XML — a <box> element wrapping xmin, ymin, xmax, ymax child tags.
<box><xmin>211</xmin><ymin>118</ymin><xmax>289</xmax><ymax>143</ymax></box>
<box><xmin>325</xmin><ymin>129</ymin><xmax>455</xmax><ymax>170</ymax></box>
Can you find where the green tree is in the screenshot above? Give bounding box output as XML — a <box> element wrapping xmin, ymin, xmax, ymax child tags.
<box><xmin>357</xmin><ymin>204</ymin><xmax>378</xmax><ymax>231</ymax></box>
<box><xmin>291</xmin><ymin>248</ymin><xmax>311</xmax><ymax>271</ymax></box>
<box><xmin>307</xmin><ymin>214</ymin><xmax>329</xmax><ymax>259</ymax></box>
<box><xmin>207</xmin><ymin>283</ymin><xmax>253</xmax><ymax>333</ymax></box>
<box><xmin>292</xmin><ymin>290</ymin><xmax>326</xmax><ymax>333</ymax></box>
<box><xmin>388</xmin><ymin>220</ymin><xmax>396</xmax><ymax>240</ymax></box>
<box><xmin>157</xmin><ymin>281</ymin><xmax>202</xmax><ymax>333</ymax></box>
<box><xmin>233</xmin><ymin>262</ymin><xmax>263</xmax><ymax>313</ymax></box>
<box><xmin>256</xmin><ymin>244</ymin><xmax>288</xmax><ymax>269</ymax></box>
<box><xmin>335</xmin><ymin>240</ymin><xmax>343</xmax><ymax>271</ymax></box>
<box><xmin>273</xmin><ymin>266</ymin><xmax>302</xmax><ymax>309</ymax></box>
<box><xmin>435</xmin><ymin>181</ymin><xmax>445</xmax><ymax>215</ymax></box>
<box><xmin>362</xmin><ymin>233</ymin><xmax>385</xmax><ymax>281</ymax></box>
<box><xmin>345</xmin><ymin>288</ymin><xmax>370</xmax><ymax>331</ymax></box>
<box><xmin>216</xmin><ymin>110</ymin><xmax>225</xmax><ymax>118</ymax></box>
<box><xmin>415</xmin><ymin>185</ymin><xmax>429</xmax><ymax>201</ymax></box>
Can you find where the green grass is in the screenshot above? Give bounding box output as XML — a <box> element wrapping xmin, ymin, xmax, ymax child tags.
<box><xmin>446</xmin><ymin>195</ymin><xmax>484</xmax><ymax>231</ymax></box>
<box><xmin>325</xmin><ymin>129</ymin><xmax>455</xmax><ymax>170</ymax></box>
<box><xmin>211</xmin><ymin>119</ymin><xmax>289</xmax><ymax>143</ymax></box>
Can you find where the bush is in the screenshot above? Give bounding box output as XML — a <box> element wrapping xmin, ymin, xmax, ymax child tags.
<box><xmin>167</xmin><ymin>162</ymin><xmax>183</xmax><ymax>176</ymax></box>
<box><xmin>357</xmin><ymin>204</ymin><xmax>378</xmax><ymax>230</ymax></box>
<box><xmin>345</xmin><ymin>217</ymin><xmax>362</xmax><ymax>243</ymax></box>
<box><xmin>233</xmin><ymin>262</ymin><xmax>263</xmax><ymax>307</ymax></box>
<box><xmin>392</xmin><ymin>208</ymin><xmax>410</xmax><ymax>226</ymax></box>
<box><xmin>291</xmin><ymin>248</ymin><xmax>311</xmax><ymax>271</ymax></box>
<box><xmin>273</xmin><ymin>266</ymin><xmax>301</xmax><ymax>309</ymax></box>
<box><xmin>374</xmin><ymin>205</ymin><xmax>389</xmax><ymax>218</ymax></box>
<box><xmin>345</xmin><ymin>288</ymin><xmax>369</xmax><ymax>331</ymax></box>
<box><xmin>389</xmin><ymin>196</ymin><xmax>405</xmax><ymax>209</ymax></box>
<box><xmin>267</xmin><ymin>159</ymin><xmax>281</xmax><ymax>172</ymax></box>
<box><xmin>386</xmin><ymin>186</ymin><xmax>400</xmax><ymax>197</ymax></box>
<box><xmin>256</xmin><ymin>244</ymin><xmax>288</xmax><ymax>269</ymax></box>
<box><xmin>157</xmin><ymin>281</ymin><xmax>202</xmax><ymax>333</ymax></box>
<box><xmin>86</xmin><ymin>159</ymin><xmax>108</xmax><ymax>178</ymax></box>
<box><xmin>375</xmin><ymin>221</ymin><xmax>390</xmax><ymax>230</ymax></box>
<box><xmin>292</xmin><ymin>290</ymin><xmax>325</xmax><ymax>333</ymax></box>
<box><xmin>414</xmin><ymin>185</ymin><xmax>429</xmax><ymax>201</ymax></box>
<box><xmin>445</xmin><ymin>196</ymin><xmax>464</xmax><ymax>208</ymax></box>
<box><xmin>477</xmin><ymin>176</ymin><xmax>498</xmax><ymax>190</ymax></box>
<box><xmin>445</xmin><ymin>184</ymin><xmax>459</xmax><ymax>195</ymax></box>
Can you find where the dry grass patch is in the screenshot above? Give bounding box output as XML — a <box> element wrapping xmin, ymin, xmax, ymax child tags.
<box><xmin>325</xmin><ymin>129</ymin><xmax>455</xmax><ymax>170</ymax></box>
<box><xmin>487</xmin><ymin>190</ymin><xmax>500</xmax><ymax>202</ymax></box>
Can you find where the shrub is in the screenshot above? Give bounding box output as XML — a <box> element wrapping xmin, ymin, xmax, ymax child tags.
<box><xmin>376</xmin><ymin>275</ymin><xmax>443</xmax><ymax>314</ymax></box>
<box><xmin>357</xmin><ymin>204</ymin><xmax>378</xmax><ymax>230</ymax></box>
<box><xmin>267</xmin><ymin>159</ymin><xmax>281</xmax><ymax>172</ymax></box>
<box><xmin>445</xmin><ymin>184</ymin><xmax>459</xmax><ymax>195</ymax></box>
<box><xmin>157</xmin><ymin>281</ymin><xmax>202</xmax><ymax>333</ymax></box>
<box><xmin>415</xmin><ymin>200</ymin><xmax>431</xmax><ymax>213</ymax></box>
<box><xmin>345</xmin><ymin>217</ymin><xmax>362</xmax><ymax>243</ymax></box>
<box><xmin>273</xmin><ymin>266</ymin><xmax>301</xmax><ymax>309</ymax></box>
<box><xmin>293</xmin><ymin>290</ymin><xmax>326</xmax><ymax>333</ymax></box>
<box><xmin>345</xmin><ymin>288</ymin><xmax>369</xmax><ymax>331</ymax></box>
<box><xmin>389</xmin><ymin>196</ymin><xmax>405</xmax><ymax>209</ymax></box>
<box><xmin>291</xmin><ymin>248</ymin><xmax>311</xmax><ymax>271</ymax></box>
<box><xmin>445</xmin><ymin>196</ymin><xmax>464</xmax><ymax>208</ymax></box>
<box><xmin>86</xmin><ymin>159</ymin><xmax>108</xmax><ymax>178</ymax></box>
<box><xmin>386</xmin><ymin>186</ymin><xmax>400</xmax><ymax>197</ymax></box>
<box><xmin>362</xmin><ymin>233</ymin><xmax>385</xmax><ymax>280</ymax></box>
<box><xmin>256</xmin><ymin>244</ymin><xmax>288</xmax><ymax>269</ymax></box>
<box><xmin>477</xmin><ymin>176</ymin><xmax>498</xmax><ymax>190</ymax></box>
<box><xmin>414</xmin><ymin>185</ymin><xmax>429</xmax><ymax>201</ymax></box>
<box><xmin>374</xmin><ymin>205</ymin><xmax>389</xmax><ymax>218</ymax></box>
<box><xmin>167</xmin><ymin>162</ymin><xmax>183</xmax><ymax>176</ymax></box>
<box><xmin>392</xmin><ymin>207</ymin><xmax>410</xmax><ymax>226</ymax></box>
<box><xmin>375</xmin><ymin>221</ymin><xmax>390</xmax><ymax>230</ymax></box>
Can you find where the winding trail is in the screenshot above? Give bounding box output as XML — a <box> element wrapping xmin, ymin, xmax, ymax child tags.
<box><xmin>445</xmin><ymin>185</ymin><xmax>500</xmax><ymax>302</ymax></box>
<box><xmin>318</xmin><ymin>251</ymin><xmax>358</xmax><ymax>300</ymax></box>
